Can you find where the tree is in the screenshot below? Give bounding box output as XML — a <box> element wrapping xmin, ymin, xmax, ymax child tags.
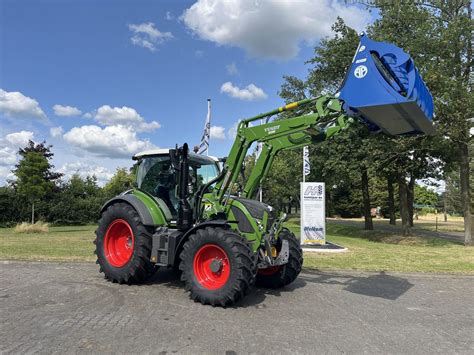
<box><xmin>11</xmin><ymin>141</ymin><xmax>62</xmax><ymax>223</ymax></box>
<box><xmin>368</xmin><ymin>0</ymin><xmax>473</xmax><ymax>243</ymax></box>
<box><xmin>426</xmin><ymin>0</ymin><xmax>473</xmax><ymax>245</ymax></box>
<box><xmin>0</xmin><ymin>186</ymin><xmax>22</xmax><ymax>226</ymax></box>
<box><xmin>414</xmin><ymin>184</ymin><xmax>439</xmax><ymax>207</ymax></box>
<box><xmin>103</xmin><ymin>168</ymin><xmax>135</xmax><ymax>200</ymax></box>
<box><xmin>49</xmin><ymin>174</ymin><xmax>102</xmax><ymax>224</ymax></box>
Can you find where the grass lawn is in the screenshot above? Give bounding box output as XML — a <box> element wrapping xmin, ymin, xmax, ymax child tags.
<box><xmin>0</xmin><ymin>222</ymin><xmax>473</xmax><ymax>274</ymax></box>
<box><xmin>285</xmin><ymin>220</ymin><xmax>474</xmax><ymax>274</ymax></box>
<box><xmin>0</xmin><ymin>225</ymin><xmax>96</xmax><ymax>262</ymax></box>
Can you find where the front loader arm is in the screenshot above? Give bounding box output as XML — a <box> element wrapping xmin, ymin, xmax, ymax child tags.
<box><xmin>243</xmin><ymin>112</ymin><xmax>352</xmax><ymax>198</ymax></box>
<box><xmin>214</xmin><ymin>95</ymin><xmax>348</xmax><ymax>205</ymax></box>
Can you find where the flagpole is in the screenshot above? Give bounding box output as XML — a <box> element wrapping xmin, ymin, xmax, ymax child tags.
<box><xmin>207</xmin><ymin>99</ymin><xmax>211</xmax><ymax>156</ymax></box>
<box><xmin>302</xmin><ymin>146</ymin><xmax>306</xmax><ymax>183</ymax></box>
<box><xmin>303</xmin><ymin>146</ymin><xmax>310</xmax><ymax>183</ymax></box>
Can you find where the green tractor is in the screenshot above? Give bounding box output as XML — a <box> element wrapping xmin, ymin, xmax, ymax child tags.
<box><xmin>95</xmin><ymin>34</ymin><xmax>434</xmax><ymax>306</ymax></box>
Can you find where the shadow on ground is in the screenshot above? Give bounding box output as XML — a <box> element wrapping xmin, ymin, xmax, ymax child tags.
<box><xmin>300</xmin><ymin>269</ymin><xmax>414</xmax><ymax>300</ymax></box>
<box><xmin>139</xmin><ymin>268</ymin><xmax>307</xmax><ymax>308</ymax></box>
<box><xmin>137</xmin><ymin>267</ymin><xmax>412</xmax><ymax>307</ymax></box>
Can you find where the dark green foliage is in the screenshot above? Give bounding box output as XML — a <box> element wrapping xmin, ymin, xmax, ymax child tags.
<box><xmin>414</xmin><ymin>185</ymin><xmax>439</xmax><ymax>207</ymax></box>
<box><xmin>103</xmin><ymin>168</ymin><xmax>135</xmax><ymax>200</ymax></box>
<box><xmin>49</xmin><ymin>175</ymin><xmax>103</xmax><ymax>225</ymax></box>
<box><xmin>11</xmin><ymin>140</ymin><xmax>63</xmax><ymax>223</ymax></box>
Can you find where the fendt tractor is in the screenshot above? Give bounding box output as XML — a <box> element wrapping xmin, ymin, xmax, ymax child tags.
<box><xmin>95</xmin><ymin>34</ymin><xmax>434</xmax><ymax>306</ymax></box>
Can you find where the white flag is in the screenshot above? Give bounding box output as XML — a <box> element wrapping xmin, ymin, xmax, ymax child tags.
<box><xmin>303</xmin><ymin>146</ymin><xmax>310</xmax><ymax>176</ymax></box>
<box><xmin>198</xmin><ymin>99</ymin><xmax>211</xmax><ymax>155</ymax></box>
<box><xmin>255</xmin><ymin>142</ymin><xmax>263</xmax><ymax>159</ymax></box>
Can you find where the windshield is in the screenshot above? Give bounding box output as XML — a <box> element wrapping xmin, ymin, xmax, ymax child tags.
<box><xmin>136</xmin><ymin>154</ymin><xmax>219</xmax><ymax>217</ymax></box>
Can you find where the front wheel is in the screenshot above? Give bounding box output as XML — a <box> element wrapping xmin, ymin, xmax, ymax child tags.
<box><xmin>95</xmin><ymin>202</ymin><xmax>154</xmax><ymax>284</ymax></box>
<box><xmin>179</xmin><ymin>227</ymin><xmax>256</xmax><ymax>307</ymax></box>
<box><xmin>256</xmin><ymin>228</ymin><xmax>303</xmax><ymax>289</ymax></box>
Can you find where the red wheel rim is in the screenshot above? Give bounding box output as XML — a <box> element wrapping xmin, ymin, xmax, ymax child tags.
<box><xmin>104</xmin><ymin>219</ymin><xmax>134</xmax><ymax>267</ymax></box>
<box><xmin>193</xmin><ymin>244</ymin><xmax>230</xmax><ymax>290</ymax></box>
<box><xmin>258</xmin><ymin>266</ymin><xmax>282</xmax><ymax>276</ymax></box>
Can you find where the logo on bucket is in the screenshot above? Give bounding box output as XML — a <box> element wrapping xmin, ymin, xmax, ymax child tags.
<box><xmin>354</xmin><ymin>65</ymin><xmax>368</xmax><ymax>79</ymax></box>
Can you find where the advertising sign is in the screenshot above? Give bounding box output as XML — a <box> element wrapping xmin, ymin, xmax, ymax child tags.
<box><xmin>300</xmin><ymin>182</ymin><xmax>326</xmax><ymax>245</ymax></box>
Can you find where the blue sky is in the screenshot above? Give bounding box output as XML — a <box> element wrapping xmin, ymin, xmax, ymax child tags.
<box><xmin>0</xmin><ymin>0</ymin><xmax>372</xmax><ymax>184</ymax></box>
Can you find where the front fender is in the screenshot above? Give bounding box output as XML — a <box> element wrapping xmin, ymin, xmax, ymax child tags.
<box><xmin>171</xmin><ymin>220</ymin><xmax>228</xmax><ymax>268</ymax></box>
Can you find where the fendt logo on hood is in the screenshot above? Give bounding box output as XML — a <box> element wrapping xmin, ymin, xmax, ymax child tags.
<box><xmin>304</xmin><ymin>185</ymin><xmax>323</xmax><ymax>197</ymax></box>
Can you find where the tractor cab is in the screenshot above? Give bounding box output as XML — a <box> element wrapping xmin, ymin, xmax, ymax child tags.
<box><xmin>133</xmin><ymin>149</ymin><xmax>220</xmax><ymax>222</ymax></box>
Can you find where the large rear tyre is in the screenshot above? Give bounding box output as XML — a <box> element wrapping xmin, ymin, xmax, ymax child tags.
<box><xmin>256</xmin><ymin>228</ymin><xmax>303</xmax><ymax>289</ymax></box>
<box><xmin>179</xmin><ymin>227</ymin><xmax>257</xmax><ymax>307</ymax></box>
<box><xmin>95</xmin><ymin>202</ymin><xmax>154</xmax><ymax>284</ymax></box>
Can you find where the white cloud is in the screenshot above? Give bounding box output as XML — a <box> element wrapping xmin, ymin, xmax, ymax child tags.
<box><xmin>0</xmin><ymin>89</ymin><xmax>46</xmax><ymax>119</ymax></box>
<box><xmin>63</xmin><ymin>125</ymin><xmax>156</xmax><ymax>158</ymax></box>
<box><xmin>50</xmin><ymin>126</ymin><xmax>64</xmax><ymax>138</ymax></box>
<box><xmin>0</xmin><ymin>166</ymin><xmax>14</xmax><ymax>180</ymax></box>
<box><xmin>0</xmin><ymin>147</ymin><xmax>17</xmax><ymax>166</ymax></box>
<box><xmin>226</xmin><ymin>62</ymin><xmax>238</xmax><ymax>75</ymax></box>
<box><xmin>227</xmin><ymin>122</ymin><xmax>239</xmax><ymax>139</ymax></box>
<box><xmin>83</xmin><ymin>112</ymin><xmax>93</xmax><ymax>119</ymax></box>
<box><xmin>210</xmin><ymin>126</ymin><xmax>226</xmax><ymax>140</ymax></box>
<box><xmin>166</xmin><ymin>11</ymin><xmax>174</xmax><ymax>20</ymax></box>
<box><xmin>53</xmin><ymin>104</ymin><xmax>82</xmax><ymax>117</ymax></box>
<box><xmin>0</xmin><ymin>131</ymin><xmax>34</xmax><ymax>169</ymax></box>
<box><xmin>6</xmin><ymin>131</ymin><xmax>34</xmax><ymax>147</ymax></box>
<box><xmin>94</xmin><ymin>105</ymin><xmax>161</xmax><ymax>132</ymax></box>
<box><xmin>220</xmin><ymin>82</ymin><xmax>267</xmax><ymax>101</ymax></box>
<box><xmin>182</xmin><ymin>0</ymin><xmax>371</xmax><ymax>59</ymax></box>
<box><xmin>59</xmin><ymin>161</ymin><xmax>114</xmax><ymax>185</ymax></box>
<box><xmin>195</xmin><ymin>50</ymin><xmax>204</xmax><ymax>58</ymax></box>
<box><xmin>128</xmin><ymin>22</ymin><xmax>173</xmax><ymax>52</ymax></box>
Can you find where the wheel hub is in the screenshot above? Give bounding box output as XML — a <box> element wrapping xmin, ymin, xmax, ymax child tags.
<box><xmin>210</xmin><ymin>258</ymin><xmax>223</xmax><ymax>273</ymax></box>
<box><xmin>193</xmin><ymin>244</ymin><xmax>230</xmax><ymax>290</ymax></box>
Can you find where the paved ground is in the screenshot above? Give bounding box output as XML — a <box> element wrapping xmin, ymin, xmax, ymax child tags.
<box><xmin>1</xmin><ymin>261</ymin><xmax>473</xmax><ymax>354</ymax></box>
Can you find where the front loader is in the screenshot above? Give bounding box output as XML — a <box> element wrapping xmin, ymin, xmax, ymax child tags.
<box><xmin>95</xmin><ymin>34</ymin><xmax>434</xmax><ymax>306</ymax></box>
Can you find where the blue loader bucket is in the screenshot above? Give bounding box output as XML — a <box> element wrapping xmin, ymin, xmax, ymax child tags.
<box><xmin>337</xmin><ymin>34</ymin><xmax>434</xmax><ymax>135</ymax></box>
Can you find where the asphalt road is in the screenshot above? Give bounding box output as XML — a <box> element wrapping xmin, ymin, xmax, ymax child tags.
<box><xmin>1</xmin><ymin>261</ymin><xmax>473</xmax><ymax>354</ymax></box>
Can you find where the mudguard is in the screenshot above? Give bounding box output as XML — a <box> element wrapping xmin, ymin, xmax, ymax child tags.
<box><xmin>171</xmin><ymin>220</ymin><xmax>229</xmax><ymax>267</ymax></box>
<box><xmin>100</xmin><ymin>192</ymin><xmax>159</xmax><ymax>226</ymax></box>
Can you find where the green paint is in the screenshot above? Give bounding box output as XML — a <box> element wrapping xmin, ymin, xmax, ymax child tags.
<box><xmin>215</xmin><ymin>96</ymin><xmax>350</xmax><ymax>202</ymax></box>
<box><xmin>132</xmin><ymin>189</ymin><xmax>167</xmax><ymax>226</ymax></box>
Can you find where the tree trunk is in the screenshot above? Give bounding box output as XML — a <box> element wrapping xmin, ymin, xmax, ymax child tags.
<box><xmin>31</xmin><ymin>201</ymin><xmax>35</xmax><ymax>224</ymax></box>
<box><xmin>459</xmin><ymin>142</ymin><xmax>472</xmax><ymax>245</ymax></box>
<box><xmin>443</xmin><ymin>191</ymin><xmax>448</xmax><ymax>222</ymax></box>
<box><xmin>361</xmin><ymin>167</ymin><xmax>373</xmax><ymax>230</ymax></box>
<box><xmin>398</xmin><ymin>176</ymin><xmax>410</xmax><ymax>236</ymax></box>
<box><xmin>387</xmin><ymin>177</ymin><xmax>396</xmax><ymax>225</ymax></box>
<box><xmin>407</xmin><ymin>176</ymin><xmax>415</xmax><ymax>227</ymax></box>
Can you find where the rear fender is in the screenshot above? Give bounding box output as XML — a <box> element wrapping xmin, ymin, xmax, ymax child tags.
<box><xmin>100</xmin><ymin>191</ymin><xmax>166</xmax><ymax>226</ymax></box>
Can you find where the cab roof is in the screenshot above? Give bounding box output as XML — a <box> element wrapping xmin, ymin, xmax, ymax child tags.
<box><xmin>133</xmin><ymin>148</ymin><xmax>219</xmax><ymax>162</ymax></box>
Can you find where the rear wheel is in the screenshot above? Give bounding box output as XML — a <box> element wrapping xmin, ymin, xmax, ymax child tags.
<box><xmin>95</xmin><ymin>203</ymin><xmax>154</xmax><ymax>284</ymax></box>
<box><xmin>179</xmin><ymin>226</ymin><xmax>256</xmax><ymax>306</ymax></box>
<box><xmin>256</xmin><ymin>228</ymin><xmax>303</xmax><ymax>289</ymax></box>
